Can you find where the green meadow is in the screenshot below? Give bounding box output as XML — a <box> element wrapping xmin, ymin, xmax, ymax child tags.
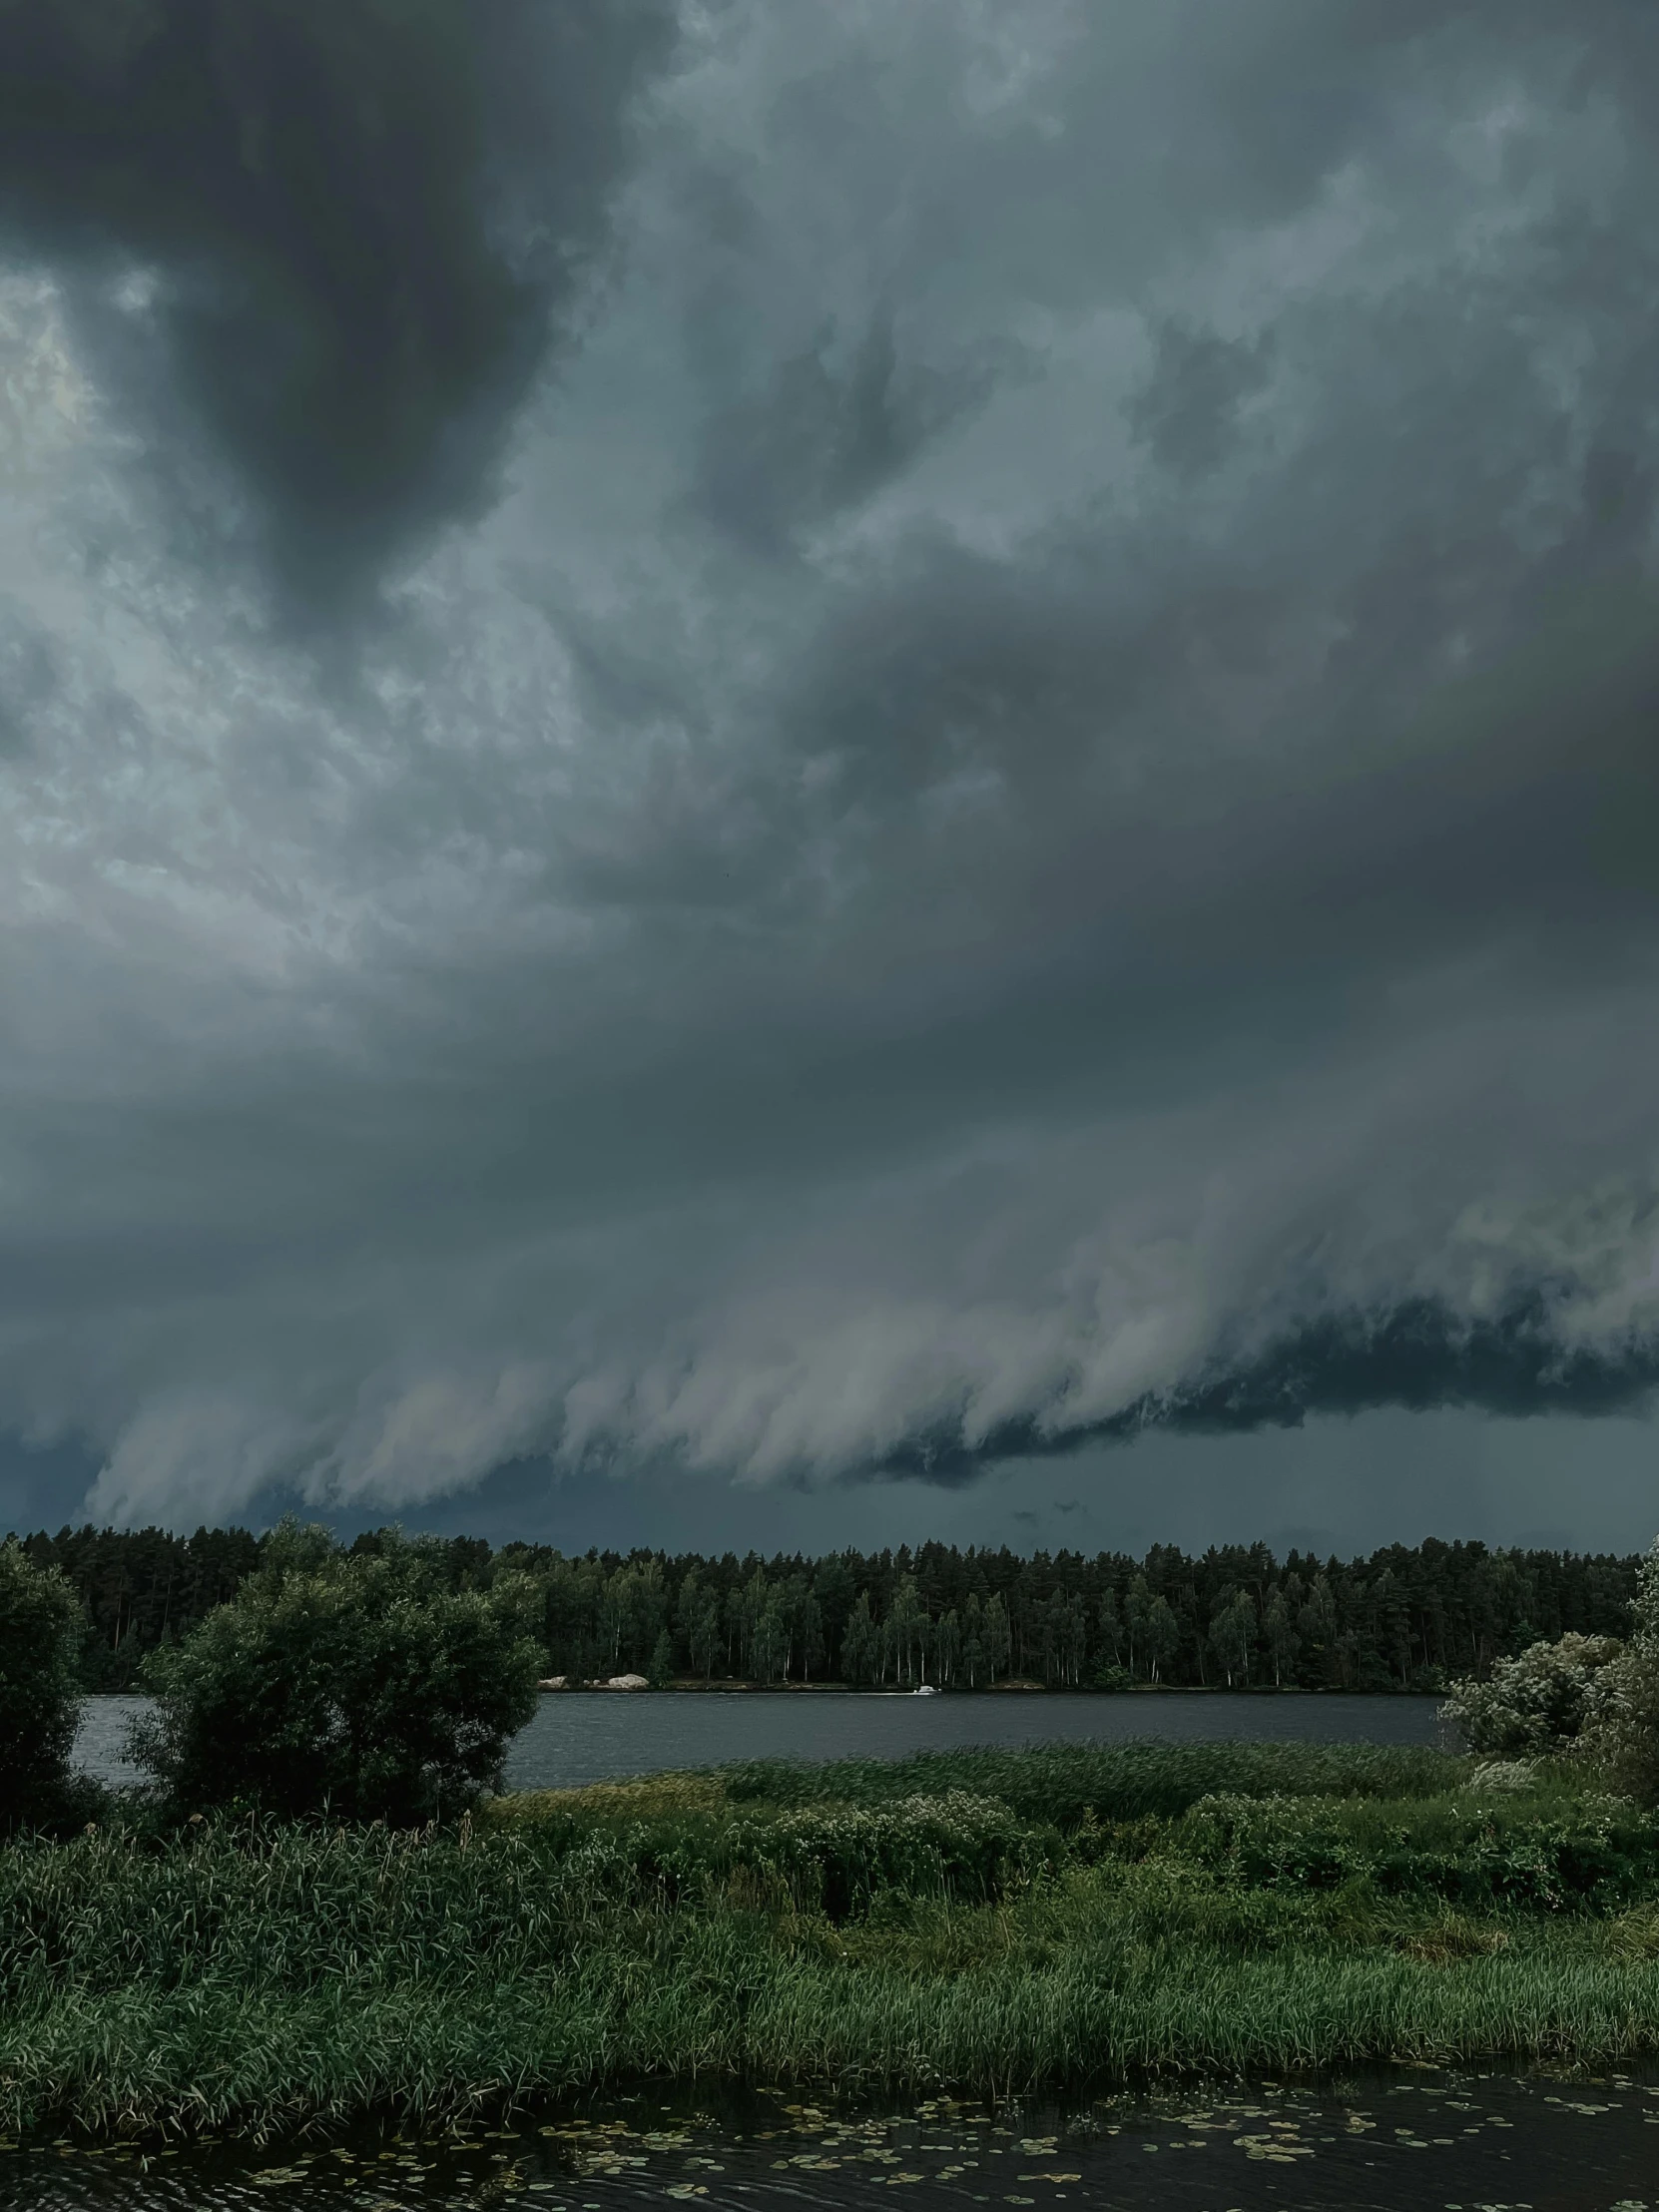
<box><xmin>7</xmin><ymin>1740</ymin><xmax>1659</xmax><ymax>2139</ymax></box>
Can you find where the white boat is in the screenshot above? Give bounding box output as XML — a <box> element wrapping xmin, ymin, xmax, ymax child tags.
<box><xmin>912</xmin><ymin>1683</ymin><xmax>941</xmax><ymax>1696</ymax></box>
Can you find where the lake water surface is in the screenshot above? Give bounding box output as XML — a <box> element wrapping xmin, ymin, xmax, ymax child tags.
<box><xmin>72</xmin><ymin>1689</ymin><xmax>1446</xmax><ymax>1792</ymax></box>
<box><xmin>11</xmin><ymin>2067</ymin><xmax>1659</xmax><ymax>2211</ymax></box>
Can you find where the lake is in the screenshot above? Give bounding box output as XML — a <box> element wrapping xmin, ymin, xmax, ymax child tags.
<box><xmin>72</xmin><ymin>1688</ymin><xmax>1448</xmax><ymax>1792</ymax></box>
<box><xmin>12</xmin><ymin>2066</ymin><xmax>1659</xmax><ymax>2210</ymax></box>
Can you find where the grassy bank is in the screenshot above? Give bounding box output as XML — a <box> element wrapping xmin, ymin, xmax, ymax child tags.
<box><xmin>6</xmin><ymin>1741</ymin><xmax>1659</xmax><ymax>2138</ymax></box>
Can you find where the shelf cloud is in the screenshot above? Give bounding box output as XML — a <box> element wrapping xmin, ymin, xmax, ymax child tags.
<box><xmin>1</xmin><ymin>1</ymin><xmax>1658</xmax><ymax>1530</ymax></box>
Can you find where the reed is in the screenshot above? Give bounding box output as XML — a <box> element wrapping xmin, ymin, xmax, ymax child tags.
<box><xmin>4</xmin><ymin>1741</ymin><xmax>1658</xmax><ymax>2139</ymax></box>
<box><xmin>712</xmin><ymin>1738</ymin><xmax>1467</xmax><ymax>1821</ymax></box>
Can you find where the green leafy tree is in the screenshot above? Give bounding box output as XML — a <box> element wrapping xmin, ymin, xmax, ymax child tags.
<box><xmin>1125</xmin><ymin>1573</ymin><xmax>1153</xmax><ymax>1679</ymax></box>
<box><xmin>934</xmin><ymin>1605</ymin><xmax>961</xmax><ymax>1686</ymax></box>
<box><xmin>982</xmin><ymin>1591</ymin><xmax>1012</xmax><ymax>1683</ymax></box>
<box><xmin>960</xmin><ymin>1591</ymin><xmax>986</xmax><ymax>1688</ymax></box>
<box><xmin>647</xmin><ymin>1629</ymin><xmax>676</xmax><ymax>1689</ymax></box>
<box><xmin>752</xmin><ymin>1589</ymin><xmax>788</xmax><ymax>1683</ymax></box>
<box><xmin>1097</xmin><ymin>1588</ymin><xmax>1124</xmax><ymax>1666</ymax></box>
<box><xmin>1143</xmin><ymin>1594</ymin><xmax>1180</xmax><ymax>1685</ymax></box>
<box><xmin>131</xmin><ymin>1521</ymin><xmax>541</xmax><ymax>1824</ymax></box>
<box><xmin>811</xmin><ymin>1554</ymin><xmax>856</xmax><ymax>1673</ymax></box>
<box><xmin>1209</xmin><ymin>1588</ymin><xmax>1257</xmax><ymax>1688</ymax></box>
<box><xmin>1298</xmin><ymin>1571</ymin><xmax>1340</xmax><ymax>1680</ymax></box>
<box><xmin>782</xmin><ymin>1574</ymin><xmax>825</xmax><ymax>1681</ymax></box>
<box><xmin>677</xmin><ymin>1572</ymin><xmax>722</xmax><ymax>1680</ymax></box>
<box><xmin>1041</xmin><ymin>1588</ymin><xmax>1088</xmax><ymax>1686</ymax></box>
<box><xmin>729</xmin><ymin>1568</ymin><xmax>771</xmax><ymax>1678</ymax></box>
<box><xmin>601</xmin><ymin>1561</ymin><xmax>666</xmax><ymax>1673</ymax></box>
<box><xmin>841</xmin><ymin>1590</ymin><xmax>878</xmax><ymax>1683</ymax></box>
<box><xmin>889</xmin><ymin>1575</ymin><xmax>925</xmax><ymax>1686</ymax></box>
<box><xmin>0</xmin><ymin>1539</ymin><xmax>86</xmax><ymax>1827</ymax></box>
<box><xmin>1263</xmin><ymin>1589</ymin><xmax>1301</xmax><ymax>1688</ymax></box>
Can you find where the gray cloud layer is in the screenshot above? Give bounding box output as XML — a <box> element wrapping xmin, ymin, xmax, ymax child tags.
<box><xmin>0</xmin><ymin>0</ymin><xmax>673</xmax><ymax>605</ymax></box>
<box><xmin>1</xmin><ymin>0</ymin><xmax>1659</xmax><ymax>1527</ymax></box>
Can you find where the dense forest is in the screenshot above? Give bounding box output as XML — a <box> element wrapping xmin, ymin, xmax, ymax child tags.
<box><xmin>17</xmin><ymin>1523</ymin><xmax>1642</xmax><ymax>1694</ymax></box>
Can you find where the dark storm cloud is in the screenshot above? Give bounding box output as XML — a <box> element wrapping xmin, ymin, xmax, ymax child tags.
<box><xmin>6</xmin><ymin>0</ymin><xmax>1659</xmax><ymax>1529</ymax></box>
<box><xmin>695</xmin><ymin>309</ymin><xmax>1005</xmax><ymax>551</ymax></box>
<box><xmin>878</xmin><ymin>1294</ymin><xmax>1659</xmax><ymax>1484</ymax></box>
<box><xmin>0</xmin><ymin>0</ymin><xmax>674</xmax><ymax>602</ymax></box>
<box><xmin>1128</xmin><ymin>320</ymin><xmax>1275</xmax><ymax>479</ymax></box>
<box><xmin>0</xmin><ymin>595</ymin><xmax>57</xmax><ymax>756</ymax></box>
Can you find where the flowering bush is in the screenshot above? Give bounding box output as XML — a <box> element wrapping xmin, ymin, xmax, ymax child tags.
<box><xmin>1573</xmin><ymin>1541</ymin><xmax>1659</xmax><ymax>1807</ymax></box>
<box><xmin>1439</xmin><ymin>1632</ymin><xmax>1624</xmax><ymax>1759</ymax></box>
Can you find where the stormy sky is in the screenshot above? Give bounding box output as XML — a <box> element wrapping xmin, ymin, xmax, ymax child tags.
<box><xmin>3</xmin><ymin>0</ymin><xmax>1659</xmax><ymax>1553</ymax></box>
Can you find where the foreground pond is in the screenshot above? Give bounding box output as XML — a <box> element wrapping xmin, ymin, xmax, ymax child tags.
<box><xmin>12</xmin><ymin>2069</ymin><xmax>1659</xmax><ymax>2212</ymax></box>
<box><xmin>73</xmin><ymin>1690</ymin><xmax>1445</xmax><ymax>1791</ymax></box>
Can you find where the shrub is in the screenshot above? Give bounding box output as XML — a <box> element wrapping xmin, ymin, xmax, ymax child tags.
<box><xmin>130</xmin><ymin>1521</ymin><xmax>542</xmax><ymax>1824</ymax></box>
<box><xmin>0</xmin><ymin>1540</ymin><xmax>86</xmax><ymax>1830</ymax></box>
<box><xmin>1576</xmin><ymin>1540</ymin><xmax>1659</xmax><ymax>1806</ymax></box>
<box><xmin>734</xmin><ymin>1791</ymin><xmax>1035</xmax><ymax>1918</ymax></box>
<box><xmin>1439</xmin><ymin>1631</ymin><xmax>1624</xmax><ymax>1758</ymax></box>
<box><xmin>1179</xmin><ymin>1786</ymin><xmax>1659</xmax><ymax>1911</ymax></box>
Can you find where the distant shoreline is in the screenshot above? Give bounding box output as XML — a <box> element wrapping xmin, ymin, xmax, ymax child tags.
<box><xmin>535</xmin><ymin>1678</ymin><xmax>1438</xmax><ymax>1696</ymax></box>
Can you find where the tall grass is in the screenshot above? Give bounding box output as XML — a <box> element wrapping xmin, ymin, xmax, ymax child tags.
<box><xmin>5</xmin><ymin>1740</ymin><xmax>1659</xmax><ymax>2138</ymax></box>
<box><xmin>714</xmin><ymin>1739</ymin><xmax>1466</xmax><ymax>1822</ymax></box>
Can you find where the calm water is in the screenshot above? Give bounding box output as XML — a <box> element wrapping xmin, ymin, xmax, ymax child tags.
<box><xmin>11</xmin><ymin>2069</ymin><xmax>1659</xmax><ymax>2211</ymax></box>
<box><xmin>72</xmin><ymin>1690</ymin><xmax>1447</xmax><ymax>1792</ymax></box>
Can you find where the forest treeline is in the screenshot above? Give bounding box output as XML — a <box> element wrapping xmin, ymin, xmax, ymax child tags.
<box><xmin>16</xmin><ymin>1523</ymin><xmax>1642</xmax><ymax>1695</ymax></box>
